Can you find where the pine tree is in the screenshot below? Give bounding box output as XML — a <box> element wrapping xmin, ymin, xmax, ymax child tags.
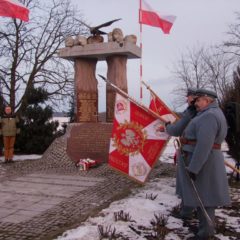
<box><xmin>223</xmin><ymin>66</ymin><xmax>240</xmax><ymax>167</ymax></box>
<box><xmin>67</xmin><ymin>94</ymin><xmax>75</xmax><ymax>123</ymax></box>
<box><xmin>15</xmin><ymin>87</ymin><xmax>59</xmax><ymax>154</ymax></box>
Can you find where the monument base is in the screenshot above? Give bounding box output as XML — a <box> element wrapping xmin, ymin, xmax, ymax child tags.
<box><xmin>66</xmin><ymin>123</ymin><xmax>113</xmax><ymax>163</ymax></box>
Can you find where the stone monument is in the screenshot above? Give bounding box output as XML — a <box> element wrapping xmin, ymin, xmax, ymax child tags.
<box><xmin>58</xmin><ymin>24</ymin><xmax>141</xmax><ymax>163</ymax></box>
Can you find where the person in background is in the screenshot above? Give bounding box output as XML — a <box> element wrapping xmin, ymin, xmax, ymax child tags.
<box><xmin>180</xmin><ymin>89</ymin><xmax>231</xmax><ymax>239</ymax></box>
<box><xmin>166</xmin><ymin>87</ymin><xmax>198</xmax><ymax>219</ymax></box>
<box><xmin>0</xmin><ymin>106</ymin><xmax>20</xmax><ymax>163</ymax></box>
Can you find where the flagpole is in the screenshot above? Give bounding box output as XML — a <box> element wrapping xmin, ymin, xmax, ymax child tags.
<box><xmin>139</xmin><ymin>0</ymin><xmax>143</xmax><ymax>100</ymax></box>
<box><xmin>142</xmin><ymin>80</ymin><xmax>179</xmax><ymax>120</ymax></box>
<box><xmin>98</xmin><ymin>74</ymin><xmax>167</xmax><ymax>123</ymax></box>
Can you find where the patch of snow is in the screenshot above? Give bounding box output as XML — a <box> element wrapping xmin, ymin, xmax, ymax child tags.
<box><xmin>0</xmin><ymin>155</ymin><xmax>42</xmax><ymax>162</ymax></box>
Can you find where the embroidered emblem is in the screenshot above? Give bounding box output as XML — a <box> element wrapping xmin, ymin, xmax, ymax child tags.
<box><xmin>113</xmin><ymin>121</ymin><xmax>147</xmax><ymax>156</ymax></box>
<box><xmin>132</xmin><ymin>162</ymin><xmax>147</xmax><ymax>176</ymax></box>
<box><xmin>153</xmin><ymin>122</ymin><xmax>166</xmax><ymax>137</ymax></box>
<box><xmin>115</xmin><ymin>99</ymin><xmax>127</xmax><ymax>115</ymax></box>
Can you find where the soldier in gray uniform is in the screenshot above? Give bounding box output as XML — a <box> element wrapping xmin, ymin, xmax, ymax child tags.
<box><xmin>166</xmin><ymin>87</ymin><xmax>198</xmax><ymax>219</ymax></box>
<box><xmin>180</xmin><ymin>89</ymin><xmax>231</xmax><ymax>239</ymax></box>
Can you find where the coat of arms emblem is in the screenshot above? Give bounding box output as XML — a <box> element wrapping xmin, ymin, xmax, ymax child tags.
<box><xmin>113</xmin><ymin>121</ymin><xmax>147</xmax><ymax>156</ymax></box>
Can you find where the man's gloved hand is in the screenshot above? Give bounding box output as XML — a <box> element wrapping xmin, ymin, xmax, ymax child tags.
<box><xmin>165</xmin><ymin>121</ymin><xmax>171</xmax><ymax>127</ymax></box>
<box><xmin>190</xmin><ymin>97</ymin><xmax>197</xmax><ymax>105</ymax></box>
<box><xmin>187</xmin><ymin>104</ymin><xmax>196</xmax><ymax>111</ymax></box>
<box><xmin>188</xmin><ymin>171</ymin><xmax>196</xmax><ymax>181</ymax></box>
<box><xmin>187</xmin><ymin>104</ymin><xmax>197</xmax><ymax>118</ymax></box>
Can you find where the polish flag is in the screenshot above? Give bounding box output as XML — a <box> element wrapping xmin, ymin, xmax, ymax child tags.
<box><xmin>139</xmin><ymin>0</ymin><xmax>176</xmax><ymax>34</ymax></box>
<box><xmin>0</xmin><ymin>0</ymin><xmax>29</xmax><ymax>22</ymax></box>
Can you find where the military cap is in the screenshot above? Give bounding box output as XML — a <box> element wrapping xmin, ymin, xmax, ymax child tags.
<box><xmin>195</xmin><ymin>89</ymin><xmax>218</xmax><ymax>99</ymax></box>
<box><xmin>186</xmin><ymin>87</ymin><xmax>198</xmax><ymax>96</ymax></box>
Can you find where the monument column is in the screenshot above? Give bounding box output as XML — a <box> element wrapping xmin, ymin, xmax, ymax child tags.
<box><xmin>106</xmin><ymin>55</ymin><xmax>128</xmax><ymax>122</ymax></box>
<box><xmin>58</xmin><ymin>40</ymin><xmax>141</xmax><ymax>163</ymax></box>
<box><xmin>74</xmin><ymin>58</ymin><xmax>98</xmax><ymax>122</ymax></box>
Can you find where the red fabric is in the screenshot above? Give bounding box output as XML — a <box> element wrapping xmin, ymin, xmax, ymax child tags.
<box><xmin>139</xmin><ymin>0</ymin><xmax>176</xmax><ymax>34</ymax></box>
<box><xmin>130</xmin><ymin>100</ymin><xmax>155</xmax><ymax>127</ymax></box>
<box><xmin>141</xmin><ymin>139</ymin><xmax>166</xmax><ymax>166</ymax></box>
<box><xmin>109</xmin><ymin>149</ymin><xmax>129</xmax><ymax>174</ymax></box>
<box><xmin>149</xmin><ymin>94</ymin><xmax>177</xmax><ymax>123</ymax></box>
<box><xmin>109</xmin><ymin>93</ymin><xmax>169</xmax><ymax>183</ymax></box>
<box><xmin>149</xmin><ymin>95</ymin><xmax>170</xmax><ymax>116</ymax></box>
<box><xmin>0</xmin><ymin>0</ymin><xmax>29</xmax><ymax>22</ymax></box>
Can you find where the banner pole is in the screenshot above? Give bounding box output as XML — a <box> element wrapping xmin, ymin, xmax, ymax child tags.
<box><xmin>142</xmin><ymin>81</ymin><xmax>179</xmax><ymax>120</ymax></box>
<box><xmin>224</xmin><ymin>160</ymin><xmax>240</xmax><ymax>174</ymax></box>
<box><xmin>98</xmin><ymin>74</ymin><xmax>167</xmax><ymax>123</ymax></box>
<box><xmin>139</xmin><ymin>0</ymin><xmax>143</xmax><ymax>100</ymax></box>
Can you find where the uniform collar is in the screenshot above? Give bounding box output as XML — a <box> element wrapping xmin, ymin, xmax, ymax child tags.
<box><xmin>197</xmin><ymin>101</ymin><xmax>218</xmax><ymax>114</ymax></box>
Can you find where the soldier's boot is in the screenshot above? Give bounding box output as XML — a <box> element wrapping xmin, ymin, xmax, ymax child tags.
<box><xmin>197</xmin><ymin>207</ymin><xmax>215</xmax><ymax>239</ymax></box>
<box><xmin>180</xmin><ymin>206</ymin><xmax>195</xmax><ymax>219</ymax></box>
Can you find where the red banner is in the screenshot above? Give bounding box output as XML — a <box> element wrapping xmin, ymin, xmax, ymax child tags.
<box><xmin>109</xmin><ymin>94</ymin><xmax>169</xmax><ymax>183</ymax></box>
<box><xmin>149</xmin><ymin>94</ymin><xmax>178</xmax><ymax>123</ymax></box>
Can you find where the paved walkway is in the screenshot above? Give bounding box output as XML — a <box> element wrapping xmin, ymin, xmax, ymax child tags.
<box><xmin>0</xmin><ymin>137</ymin><xmax>175</xmax><ymax>240</ymax></box>
<box><xmin>0</xmin><ymin>174</ymin><xmax>104</xmax><ymax>224</ymax></box>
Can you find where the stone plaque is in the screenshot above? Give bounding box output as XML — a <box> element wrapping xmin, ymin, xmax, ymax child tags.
<box><xmin>76</xmin><ymin>92</ymin><xmax>98</xmax><ymax>122</ymax></box>
<box><xmin>74</xmin><ymin>59</ymin><xmax>98</xmax><ymax>123</ymax></box>
<box><xmin>106</xmin><ymin>90</ymin><xmax>115</xmax><ymax>122</ymax></box>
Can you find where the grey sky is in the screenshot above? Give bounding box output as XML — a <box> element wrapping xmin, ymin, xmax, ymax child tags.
<box><xmin>70</xmin><ymin>0</ymin><xmax>239</xmax><ymax>111</ymax></box>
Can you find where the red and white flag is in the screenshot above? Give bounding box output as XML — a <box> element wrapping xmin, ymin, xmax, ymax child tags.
<box><xmin>0</xmin><ymin>0</ymin><xmax>29</xmax><ymax>22</ymax></box>
<box><xmin>149</xmin><ymin>94</ymin><xmax>178</xmax><ymax>123</ymax></box>
<box><xmin>139</xmin><ymin>0</ymin><xmax>176</xmax><ymax>34</ymax></box>
<box><xmin>109</xmin><ymin>93</ymin><xmax>169</xmax><ymax>183</ymax></box>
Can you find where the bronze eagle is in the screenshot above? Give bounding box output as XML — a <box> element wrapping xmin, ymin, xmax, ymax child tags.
<box><xmin>80</xmin><ymin>18</ymin><xmax>121</xmax><ymax>36</ymax></box>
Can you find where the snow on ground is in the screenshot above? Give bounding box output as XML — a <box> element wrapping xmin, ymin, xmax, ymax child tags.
<box><xmin>55</xmin><ymin>177</ymin><xmax>239</xmax><ymax>240</ymax></box>
<box><xmin>0</xmin><ymin>154</ymin><xmax>42</xmax><ymax>162</ymax></box>
<box><xmin>56</xmin><ymin>178</ymin><xmax>184</xmax><ymax>240</ymax></box>
<box><xmin>55</xmin><ymin>138</ymin><xmax>240</xmax><ymax>240</ymax></box>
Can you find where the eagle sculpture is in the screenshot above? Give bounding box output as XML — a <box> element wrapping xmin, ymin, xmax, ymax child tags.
<box><xmin>80</xmin><ymin>18</ymin><xmax>121</xmax><ymax>36</ymax></box>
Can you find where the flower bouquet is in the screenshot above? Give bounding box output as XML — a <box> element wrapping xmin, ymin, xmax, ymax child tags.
<box><xmin>75</xmin><ymin>158</ymin><xmax>102</xmax><ymax>171</ymax></box>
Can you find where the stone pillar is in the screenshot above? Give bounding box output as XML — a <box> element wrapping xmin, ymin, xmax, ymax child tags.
<box><xmin>106</xmin><ymin>55</ymin><xmax>128</xmax><ymax>122</ymax></box>
<box><xmin>74</xmin><ymin>59</ymin><xmax>98</xmax><ymax>122</ymax></box>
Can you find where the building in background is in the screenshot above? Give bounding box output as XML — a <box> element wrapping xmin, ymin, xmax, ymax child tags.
<box><xmin>52</xmin><ymin>112</ymin><xmax>70</xmax><ymax>130</ymax></box>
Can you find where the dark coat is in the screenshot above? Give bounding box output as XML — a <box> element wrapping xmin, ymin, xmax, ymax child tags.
<box><xmin>181</xmin><ymin>101</ymin><xmax>231</xmax><ymax>207</ymax></box>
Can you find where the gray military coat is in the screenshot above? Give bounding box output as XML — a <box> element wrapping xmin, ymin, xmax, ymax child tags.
<box><xmin>166</xmin><ymin>108</ymin><xmax>195</xmax><ymax>197</ymax></box>
<box><xmin>180</xmin><ymin>101</ymin><xmax>231</xmax><ymax>207</ymax></box>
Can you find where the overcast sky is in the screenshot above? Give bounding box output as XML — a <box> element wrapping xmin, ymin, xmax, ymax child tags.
<box><xmin>70</xmin><ymin>0</ymin><xmax>239</xmax><ymax>111</ymax></box>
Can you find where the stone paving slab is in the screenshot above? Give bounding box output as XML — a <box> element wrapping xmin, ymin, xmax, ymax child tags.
<box><xmin>25</xmin><ymin>173</ymin><xmax>105</xmax><ymax>182</ymax></box>
<box><xmin>0</xmin><ymin>173</ymin><xmax>104</xmax><ymax>224</ymax></box>
<box><xmin>8</xmin><ymin>176</ymin><xmax>102</xmax><ymax>187</ymax></box>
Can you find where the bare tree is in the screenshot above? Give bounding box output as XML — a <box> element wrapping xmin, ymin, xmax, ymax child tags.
<box><xmin>201</xmin><ymin>48</ymin><xmax>234</xmax><ymax>103</ymax></box>
<box><xmin>172</xmin><ymin>46</ymin><xmax>234</xmax><ymax>108</ymax></box>
<box><xmin>222</xmin><ymin>12</ymin><xmax>240</xmax><ymax>62</ymax></box>
<box><xmin>0</xmin><ymin>0</ymin><xmax>87</xmax><ymax>114</ymax></box>
<box><xmin>172</xmin><ymin>47</ymin><xmax>211</xmax><ymax>108</ymax></box>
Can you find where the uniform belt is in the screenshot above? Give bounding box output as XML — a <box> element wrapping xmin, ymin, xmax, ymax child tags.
<box><xmin>180</xmin><ymin>137</ymin><xmax>221</xmax><ymax>150</ymax></box>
